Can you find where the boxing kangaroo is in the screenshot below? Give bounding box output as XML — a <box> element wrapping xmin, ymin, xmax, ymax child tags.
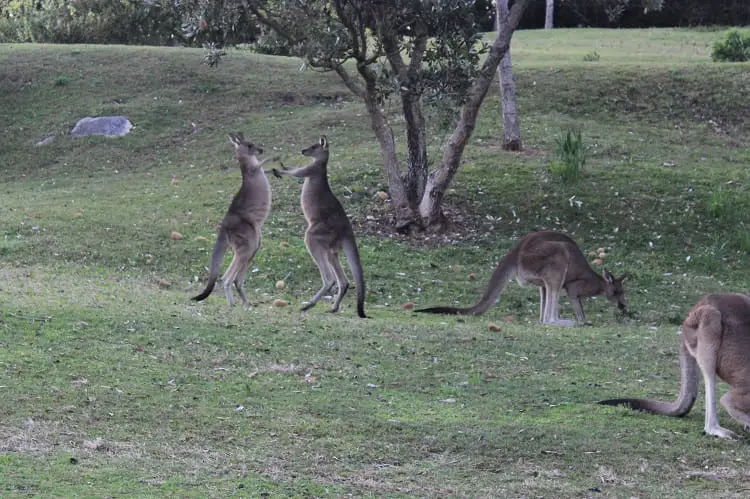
<box><xmin>192</xmin><ymin>133</ymin><xmax>275</xmax><ymax>307</ymax></box>
<box><xmin>600</xmin><ymin>293</ymin><xmax>750</xmax><ymax>439</ymax></box>
<box><xmin>272</xmin><ymin>136</ymin><xmax>366</xmax><ymax>318</ymax></box>
<box><xmin>416</xmin><ymin>231</ymin><xmax>628</xmax><ymax>325</ymax></box>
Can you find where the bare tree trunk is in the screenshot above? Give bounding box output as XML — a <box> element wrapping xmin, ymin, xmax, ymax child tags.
<box><xmin>496</xmin><ymin>0</ymin><xmax>522</xmax><ymax>152</ymax></box>
<box><xmin>419</xmin><ymin>0</ymin><xmax>530</xmax><ymax>223</ymax></box>
<box><xmin>381</xmin><ymin>31</ymin><xmax>429</xmax><ymax>210</ymax></box>
<box><xmin>545</xmin><ymin>0</ymin><xmax>555</xmax><ymax>29</ymax></box>
<box><xmin>349</xmin><ymin>64</ymin><xmax>415</xmax><ymax>229</ymax></box>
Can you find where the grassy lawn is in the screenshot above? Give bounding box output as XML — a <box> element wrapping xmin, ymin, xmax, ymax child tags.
<box><xmin>1</xmin><ymin>27</ymin><xmax>749</xmax><ymax>497</ymax></box>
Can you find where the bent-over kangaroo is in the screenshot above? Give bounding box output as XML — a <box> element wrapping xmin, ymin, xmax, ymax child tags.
<box><xmin>271</xmin><ymin>136</ymin><xmax>366</xmax><ymax>318</ymax></box>
<box><xmin>192</xmin><ymin>133</ymin><xmax>275</xmax><ymax>307</ymax></box>
<box><xmin>415</xmin><ymin>231</ymin><xmax>628</xmax><ymax>325</ymax></box>
<box><xmin>600</xmin><ymin>293</ymin><xmax>750</xmax><ymax>439</ymax></box>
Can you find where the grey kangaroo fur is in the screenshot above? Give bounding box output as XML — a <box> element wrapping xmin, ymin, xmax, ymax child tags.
<box><xmin>600</xmin><ymin>293</ymin><xmax>750</xmax><ymax>439</ymax></box>
<box><xmin>415</xmin><ymin>231</ymin><xmax>628</xmax><ymax>325</ymax></box>
<box><xmin>192</xmin><ymin>133</ymin><xmax>277</xmax><ymax>307</ymax></box>
<box><xmin>271</xmin><ymin>135</ymin><xmax>366</xmax><ymax>318</ymax></box>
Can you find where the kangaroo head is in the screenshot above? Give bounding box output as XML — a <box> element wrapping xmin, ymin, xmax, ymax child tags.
<box><xmin>602</xmin><ymin>270</ymin><xmax>629</xmax><ymax>311</ymax></box>
<box><xmin>301</xmin><ymin>135</ymin><xmax>329</xmax><ymax>161</ymax></box>
<box><xmin>228</xmin><ymin>132</ymin><xmax>263</xmax><ymax>162</ymax></box>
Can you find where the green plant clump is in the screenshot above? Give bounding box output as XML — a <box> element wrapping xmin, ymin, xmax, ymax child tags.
<box><xmin>583</xmin><ymin>50</ymin><xmax>601</xmax><ymax>62</ymax></box>
<box><xmin>711</xmin><ymin>30</ymin><xmax>750</xmax><ymax>62</ymax></box>
<box><xmin>550</xmin><ymin>128</ymin><xmax>587</xmax><ymax>182</ymax></box>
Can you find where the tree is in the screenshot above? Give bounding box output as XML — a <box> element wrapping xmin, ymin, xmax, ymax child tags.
<box><xmin>182</xmin><ymin>0</ymin><xmax>531</xmax><ymax>231</ymax></box>
<box><xmin>496</xmin><ymin>0</ymin><xmax>522</xmax><ymax>151</ymax></box>
<box><xmin>545</xmin><ymin>0</ymin><xmax>555</xmax><ymax>28</ymax></box>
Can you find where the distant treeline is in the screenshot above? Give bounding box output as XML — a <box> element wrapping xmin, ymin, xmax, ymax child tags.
<box><xmin>0</xmin><ymin>0</ymin><xmax>747</xmax><ymax>45</ymax></box>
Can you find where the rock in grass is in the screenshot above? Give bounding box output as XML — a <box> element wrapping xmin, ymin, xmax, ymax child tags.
<box><xmin>70</xmin><ymin>116</ymin><xmax>133</xmax><ymax>137</ymax></box>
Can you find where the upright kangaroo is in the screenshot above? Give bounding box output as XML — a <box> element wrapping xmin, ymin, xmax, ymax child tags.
<box><xmin>415</xmin><ymin>231</ymin><xmax>628</xmax><ymax>325</ymax></box>
<box><xmin>192</xmin><ymin>133</ymin><xmax>275</xmax><ymax>307</ymax></box>
<box><xmin>600</xmin><ymin>293</ymin><xmax>750</xmax><ymax>439</ymax></box>
<box><xmin>271</xmin><ymin>136</ymin><xmax>366</xmax><ymax>318</ymax></box>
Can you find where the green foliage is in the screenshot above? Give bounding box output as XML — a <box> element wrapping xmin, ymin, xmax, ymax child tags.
<box><xmin>550</xmin><ymin>128</ymin><xmax>587</xmax><ymax>182</ymax></box>
<box><xmin>711</xmin><ymin>29</ymin><xmax>750</xmax><ymax>62</ymax></box>
<box><xmin>582</xmin><ymin>50</ymin><xmax>601</xmax><ymax>62</ymax></box>
<box><xmin>201</xmin><ymin>42</ymin><xmax>227</xmax><ymax>67</ymax></box>
<box><xmin>0</xmin><ymin>0</ymin><xmax>182</xmax><ymax>44</ymax></box>
<box><xmin>53</xmin><ymin>75</ymin><xmax>69</xmax><ymax>86</ymax></box>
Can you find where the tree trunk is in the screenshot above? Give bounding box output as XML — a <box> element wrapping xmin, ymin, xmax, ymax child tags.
<box><xmin>496</xmin><ymin>0</ymin><xmax>523</xmax><ymax>152</ymax></box>
<box><xmin>353</xmin><ymin>64</ymin><xmax>416</xmax><ymax>230</ymax></box>
<box><xmin>419</xmin><ymin>0</ymin><xmax>530</xmax><ymax>223</ymax></box>
<box><xmin>545</xmin><ymin>0</ymin><xmax>555</xmax><ymax>29</ymax></box>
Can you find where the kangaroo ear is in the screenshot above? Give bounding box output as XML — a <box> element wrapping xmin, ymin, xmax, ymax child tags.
<box><xmin>228</xmin><ymin>134</ymin><xmax>238</xmax><ymax>147</ymax></box>
<box><xmin>319</xmin><ymin>135</ymin><xmax>328</xmax><ymax>149</ymax></box>
<box><xmin>236</xmin><ymin>132</ymin><xmax>246</xmax><ymax>142</ymax></box>
<box><xmin>602</xmin><ymin>269</ymin><xmax>614</xmax><ymax>284</ymax></box>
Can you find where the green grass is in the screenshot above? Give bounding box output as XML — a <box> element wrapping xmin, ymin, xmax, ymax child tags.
<box><xmin>1</xmin><ymin>27</ymin><xmax>749</xmax><ymax>497</ymax></box>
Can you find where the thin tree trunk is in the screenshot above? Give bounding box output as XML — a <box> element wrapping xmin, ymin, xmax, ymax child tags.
<box><xmin>419</xmin><ymin>0</ymin><xmax>530</xmax><ymax>223</ymax></box>
<box><xmin>545</xmin><ymin>0</ymin><xmax>554</xmax><ymax>29</ymax></box>
<box><xmin>496</xmin><ymin>0</ymin><xmax>522</xmax><ymax>152</ymax></box>
<box><xmin>351</xmin><ymin>64</ymin><xmax>414</xmax><ymax>228</ymax></box>
<box><xmin>380</xmin><ymin>29</ymin><xmax>429</xmax><ymax>212</ymax></box>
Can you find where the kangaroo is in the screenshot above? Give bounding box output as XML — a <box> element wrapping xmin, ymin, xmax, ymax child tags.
<box><xmin>271</xmin><ymin>136</ymin><xmax>366</xmax><ymax>318</ymax></box>
<box><xmin>415</xmin><ymin>231</ymin><xmax>628</xmax><ymax>325</ymax></box>
<box><xmin>599</xmin><ymin>293</ymin><xmax>750</xmax><ymax>439</ymax></box>
<box><xmin>192</xmin><ymin>133</ymin><xmax>276</xmax><ymax>307</ymax></box>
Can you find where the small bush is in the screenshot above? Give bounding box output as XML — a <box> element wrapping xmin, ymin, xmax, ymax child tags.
<box><xmin>582</xmin><ymin>51</ymin><xmax>601</xmax><ymax>62</ymax></box>
<box><xmin>550</xmin><ymin>128</ymin><xmax>587</xmax><ymax>182</ymax></box>
<box><xmin>54</xmin><ymin>75</ymin><xmax>70</xmax><ymax>86</ymax></box>
<box><xmin>711</xmin><ymin>30</ymin><xmax>750</xmax><ymax>62</ymax></box>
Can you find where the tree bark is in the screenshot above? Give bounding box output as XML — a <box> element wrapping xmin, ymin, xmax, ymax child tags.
<box><xmin>353</xmin><ymin>63</ymin><xmax>414</xmax><ymax>229</ymax></box>
<box><xmin>545</xmin><ymin>0</ymin><xmax>555</xmax><ymax>29</ymax></box>
<box><xmin>381</xmin><ymin>30</ymin><xmax>429</xmax><ymax>210</ymax></box>
<box><xmin>496</xmin><ymin>0</ymin><xmax>523</xmax><ymax>152</ymax></box>
<box><xmin>418</xmin><ymin>0</ymin><xmax>530</xmax><ymax>223</ymax></box>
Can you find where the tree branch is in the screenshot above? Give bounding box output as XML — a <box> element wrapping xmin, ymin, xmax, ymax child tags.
<box><xmin>333</xmin><ymin>64</ymin><xmax>366</xmax><ymax>99</ymax></box>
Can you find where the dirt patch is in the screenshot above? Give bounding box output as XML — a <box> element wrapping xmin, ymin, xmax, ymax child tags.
<box><xmin>352</xmin><ymin>197</ymin><xmax>513</xmax><ymax>249</ymax></box>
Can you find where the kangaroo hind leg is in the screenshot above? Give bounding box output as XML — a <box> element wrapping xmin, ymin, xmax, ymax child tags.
<box><xmin>538</xmin><ymin>287</ymin><xmax>547</xmax><ymax>323</ymax></box>
<box><xmin>232</xmin><ymin>239</ymin><xmax>260</xmax><ymax>309</ymax></box>
<box><xmin>720</xmin><ymin>388</ymin><xmax>750</xmax><ymax>435</ymax></box>
<box><xmin>302</xmin><ymin>237</ymin><xmax>336</xmax><ymax>312</ymax></box>
<box><xmin>542</xmin><ymin>283</ymin><xmax>576</xmax><ymax>326</ymax></box>
<box><xmin>695</xmin><ymin>307</ymin><xmax>740</xmax><ymax>439</ymax></box>
<box><xmin>327</xmin><ymin>251</ymin><xmax>349</xmax><ymax>313</ymax></box>
<box><xmin>221</xmin><ymin>253</ymin><xmax>240</xmax><ymax>306</ymax></box>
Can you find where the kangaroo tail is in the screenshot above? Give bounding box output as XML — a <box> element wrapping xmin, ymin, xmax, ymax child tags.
<box><xmin>598</xmin><ymin>340</ymin><xmax>698</xmax><ymax>417</ymax></box>
<box><xmin>192</xmin><ymin>230</ymin><xmax>229</xmax><ymax>302</ymax></box>
<box><xmin>415</xmin><ymin>249</ymin><xmax>518</xmax><ymax>316</ymax></box>
<box><xmin>342</xmin><ymin>236</ymin><xmax>366</xmax><ymax>318</ymax></box>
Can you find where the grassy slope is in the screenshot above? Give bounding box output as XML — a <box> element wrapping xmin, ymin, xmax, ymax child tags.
<box><xmin>1</xmin><ymin>28</ymin><xmax>749</xmax><ymax>497</ymax></box>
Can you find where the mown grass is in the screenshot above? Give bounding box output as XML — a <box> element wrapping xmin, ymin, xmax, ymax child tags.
<box><xmin>1</xmin><ymin>28</ymin><xmax>749</xmax><ymax>497</ymax></box>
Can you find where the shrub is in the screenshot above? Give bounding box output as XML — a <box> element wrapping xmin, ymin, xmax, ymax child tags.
<box><xmin>582</xmin><ymin>51</ymin><xmax>601</xmax><ymax>62</ymax></box>
<box><xmin>550</xmin><ymin>128</ymin><xmax>587</xmax><ymax>182</ymax></box>
<box><xmin>711</xmin><ymin>30</ymin><xmax>750</xmax><ymax>62</ymax></box>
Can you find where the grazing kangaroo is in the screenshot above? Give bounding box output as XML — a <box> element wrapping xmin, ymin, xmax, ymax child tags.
<box><xmin>600</xmin><ymin>293</ymin><xmax>750</xmax><ymax>440</ymax></box>
<box><xmin>271</xmin><ymin>136</ymin><xmax>366</xmax><ymax>318</ymax></box>
<box><xmin>415</xmin><ymin>231</ymin><xmax>628</xmax><ymax>325</ymax></box>
<box><xmin>192</xmin><ymin>133</ymin><xmax>275</xmax><ymax>307</ymax></box>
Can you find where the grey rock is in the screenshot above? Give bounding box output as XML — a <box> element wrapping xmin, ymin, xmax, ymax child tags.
<box><xmin>71</xmin><ymin>116</ymin><xmax>133</xmax><ymax>137</ymax></box>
